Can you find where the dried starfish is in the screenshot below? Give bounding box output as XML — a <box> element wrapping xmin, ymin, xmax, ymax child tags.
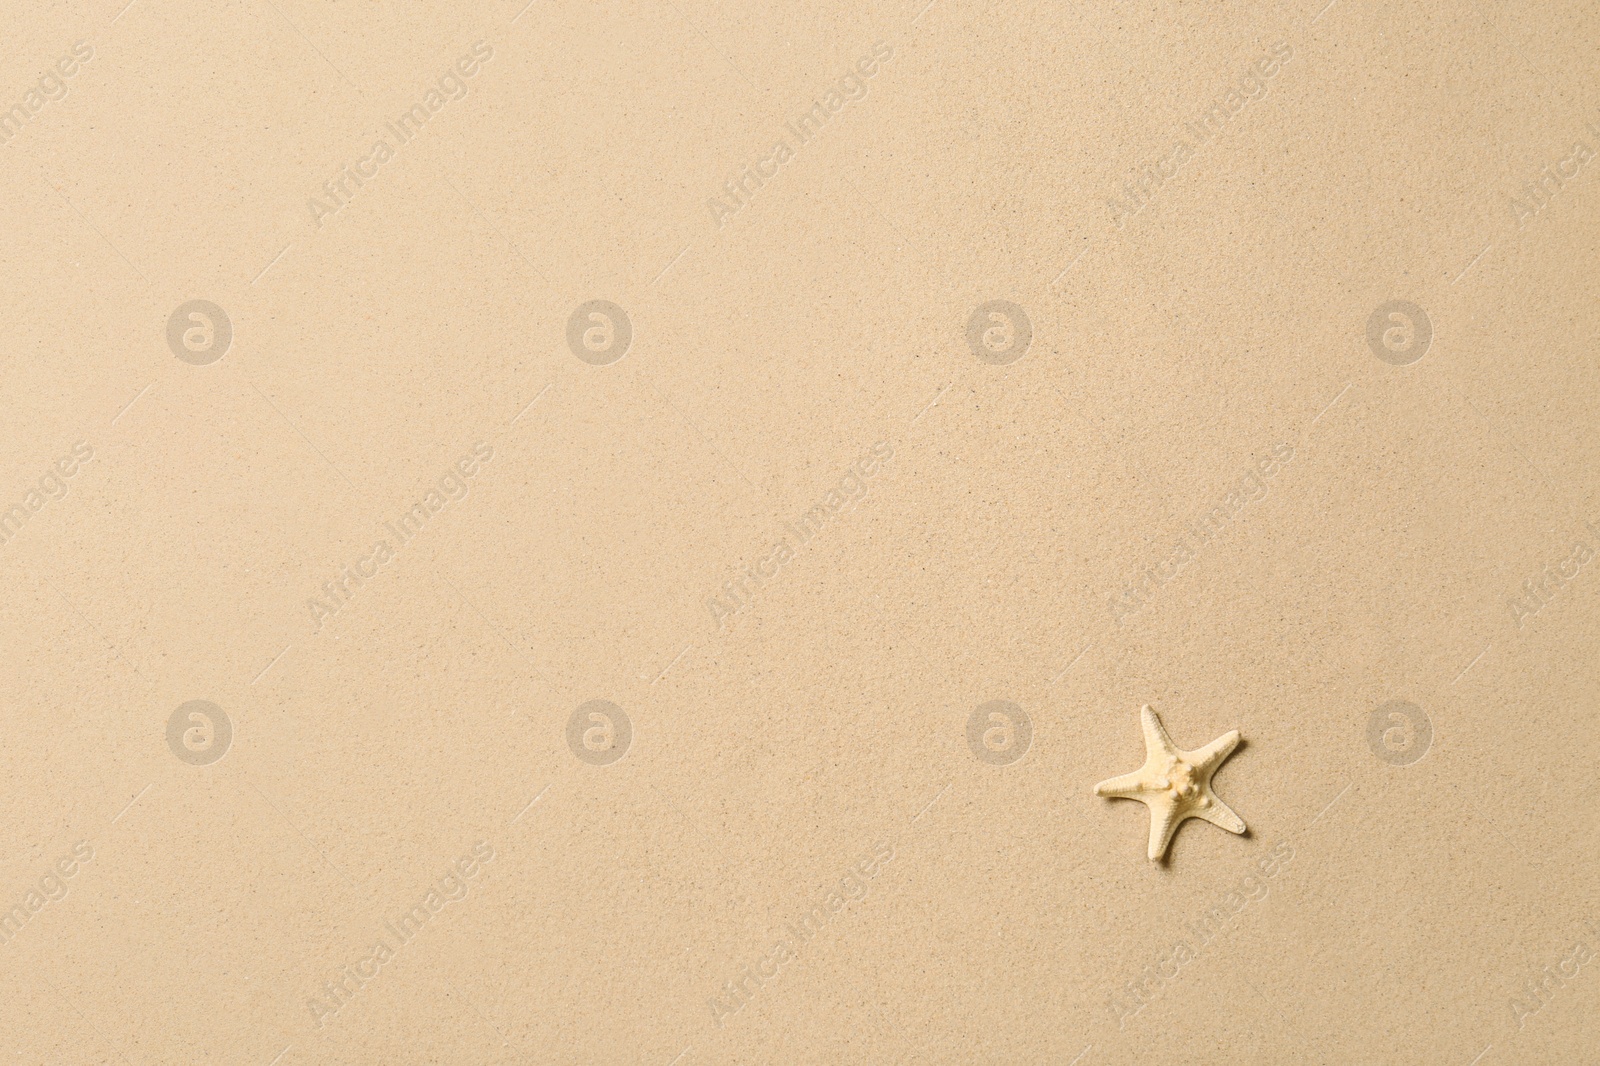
<box><xmin>1094</xmin><ymin>705</ymin><xmax>1245</xmax><ymax>861</ymax></box>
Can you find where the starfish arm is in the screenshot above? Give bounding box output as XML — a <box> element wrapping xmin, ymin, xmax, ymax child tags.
<box><xmin>1195</xmin><ymin>795</ymin><xmax>1246</xmax><ymax>835</ymax></box>
<box><xmin>1190</xmin><ymin>729</ymin><xmax>1241</xmax><ymax>771</ymax></box>
<box><xmin>1094</xmin><ymin>770</ymin><xmax>1150</xmax><ymax>798</ymax></box>
<box><xmin>1140</xmin><ymin>705</ymin><xmax>1178</xmax><ymax>757</ymax></box>
<box><xmin>1147</xmin><ymin>801</ymin><xmax>1183</xmax><ymax>861</ymax></box>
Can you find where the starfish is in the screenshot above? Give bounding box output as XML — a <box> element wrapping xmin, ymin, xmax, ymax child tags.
<box><xmin>1094</xmin><ymin>705</ymin><xmax>1246</xmax><ymax>861</ymax></box>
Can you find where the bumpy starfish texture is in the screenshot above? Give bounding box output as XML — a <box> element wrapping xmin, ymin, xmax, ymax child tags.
<box><xmin>1094</xmin><ymin>705</ymin><xmax>1245</xmax><ymax>862</ymax></box>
